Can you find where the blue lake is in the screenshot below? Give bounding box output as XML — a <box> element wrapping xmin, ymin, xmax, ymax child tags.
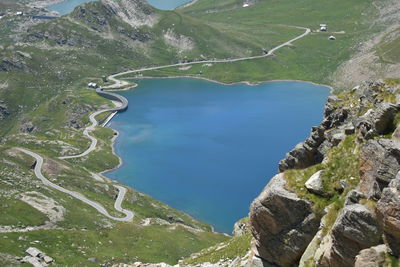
<box><xmin>105</xmin><ymin>78</ymin><xmax>330</xmax><ymax>233</ymax></box>
<box><xmin>147</xmin><ymin>0</ymin><xmax>193</xmax><ymax>10</ymax></box>
<box><xmin>47</xmin><ymin>0</ymin><xmax>193</xmax><ymax>15</ymax></box>
<box><xmin>47</xmin><ymin>0</ymin><xmax>96</xmax><ymax>15</ymax></box>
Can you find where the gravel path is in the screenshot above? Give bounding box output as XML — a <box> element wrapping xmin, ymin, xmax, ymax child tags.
<box><xmin>17</xmin><ymin>148</ymin><xmax>134</xmax><ymax>222</ymax></box>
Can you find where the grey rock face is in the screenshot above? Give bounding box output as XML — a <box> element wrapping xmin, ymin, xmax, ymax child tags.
<box><xmin>305</xmin><ymin>170</ymin><xmax>324</xmax><ymax>196</ymax></box>
<box><xmin>279</xmin><ymin>141</ymin><xmax>317</xmax><ymax>172</ymax></box>
<box><xmin>354</xmin><ymin>244</ymin><xmax>388</xmax><ymax>267</ymax></box>
<box><xmin>376</xmin><ymin>173</ymin><xmax>400</xmax><ymax>257</ymax></box>
<box><xmin>19</xmin><ymin>121</ymin><xmax>36</xmax><ymax>133</ymax></box>
<box><xmin>0</xmin><ymin>57</ymin><xmax>28</xmax><ymax>72</ymax></box>
<box><xmin>392</xmin><ymin>124</ymin><xmax>400</xmax><ymax>142</ymax></box>
<box><xmin>279</xmin><ymin>125</ymin><xmax>327</xmax><ymax>171</ymax></box>
<box><xmin>249</xmin><ymin>174</ymin><xmax>320</xmax><ymax>267</ymax></box>
<box><xmin>318</xmin><ymin>204</ymin><xmax>382</xmax><ymax>267</ymax></box>
<box><xmin>279</xmin><ymin>96</ymin><xmax>356</xmax><ymax>172</ymax></box>
<box><xmin>359</xmin><ymin>139</ymin><xmax>400</xmax><ymax>198</ymax></box>
<box><xmin>0</xmin><ymin>100</ymin><xmax>10</xmax><ymax>120</ymax></box>
<box><xmin>344</xmin><ymin>190</ymin><xmax>365</xmax><ymax>206</ymax></box>
<box><xmin>356</xmin><ymin>102</ymin><xmax>398</xmax><ymax>141</ymax></box>
<box><xmin>233</xmin><ymin>220</ymin><xmax>248</xmax><ymax>237</ymax></box>
<box><xmin>246</xmin><ymin>255</ymin><xmax>277</xmax><ymax>267</ymax></box>
<box><xmin>373</xmin><ymin>103</ymin><xmax>398</xmax><ymax>134</ymax></box>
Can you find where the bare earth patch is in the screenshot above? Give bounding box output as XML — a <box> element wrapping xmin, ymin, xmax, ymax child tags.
<box><xmin>20</xmin><ymin>191</ymin><xmax>65</xmax><ymax>224</ymax></box>
<box><xmin>164</xmin><ymin>29</ymin><xmax>195</xmax><ymax>53</ymax></box>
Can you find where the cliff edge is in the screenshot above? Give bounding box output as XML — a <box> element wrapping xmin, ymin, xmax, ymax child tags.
<box><xmin>249</xmin><ymin>80</ymin><xmax>400</xmax><ymax>267</ymax></box>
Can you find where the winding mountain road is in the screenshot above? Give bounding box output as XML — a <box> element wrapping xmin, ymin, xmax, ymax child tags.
<box><xmin>59</xmin><ymin>87</ymin><xmax>128</xmax><ymax>160</ymax></box>
<box><xmin>45</xmin><ymin>26</ymin><xmax>311</xmax><ymax>222</ymax></box>
<box><xmin>60</xmin><ymin>26</ymin><xmax>311</xmax><ymax>160</ymax></box>
<box><xmin>106</xmin><ymin>26</ymin><xmax>311</xmax><ymax>80</ymax></box>
<box><xmin>58</xmin><ymin>109</ymin><xmax>105</xmax><ymax>160</ymax></box>
<box><xmin>18</xmin><ymin>148</ymin><xmax>134</xmax><ymax>222</ymax></box>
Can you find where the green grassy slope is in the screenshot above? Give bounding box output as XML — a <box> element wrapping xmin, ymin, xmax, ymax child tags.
<box><xmin>139</xmin><ymin>0</ymin><xmax>381</xmax><ymax>87</ymax></box>
<box><xmin>377</xmin><ymin>28</ymin><xmax>400</xmax><ymax>64</ymax></box>
<box><xmin>0</xmin><ymin>0</ymin><xmax>398</xmax><ymax>264</ymax></box>
<box><xmin>0</xmin><ymin>142</ymin><xmax>228</xmax><ymax>265</ymax></box>
<box><xmin>0</xmin><ymin>0</ymin><xmax>302</xmax><ymax>138</ymax></box>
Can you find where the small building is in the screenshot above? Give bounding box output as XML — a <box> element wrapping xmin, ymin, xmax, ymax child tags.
<box><xmin>243</xmin><ymin>3</ymin><xmax>249</xmax><ymax>7</ymax></box>
<box><xmin>88</xmin><ymin>82</ymin><xmax>99</xmax><ymax>89</ymax></box>
<box><xmin>43</xmin><ymin>255</ymin><xmax>54</xmax><ymax>264</ymax></box>
<box><xmin>328</xmin><ymin>35</ymin><xmax>336</xmax><ymax>40</ymax></box>
<box><xmin>15</xmin><ymin>11</ymin><xmax>23</xmax><ymax>16</ymax></box>
<box><xmin>26</xmin><ymin>247</ymin><xmax>43</xmax><ymax>258</ymax></box>
<box><xmin>319</xmin><ymin>24</ymin><xmax>327</xmax><ymax>31</ymax></box>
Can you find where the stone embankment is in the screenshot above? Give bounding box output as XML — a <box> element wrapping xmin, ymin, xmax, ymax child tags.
<box><xmin>96</xmin><ymin>87</ymin><xmax>128</xmax><ymax>112</ymax></box>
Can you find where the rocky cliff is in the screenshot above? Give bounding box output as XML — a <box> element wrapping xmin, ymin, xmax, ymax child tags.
<box><xmin>249</xmin><ymin>80</ymin><xmax>400</xmax><ymax>267</ymax></box>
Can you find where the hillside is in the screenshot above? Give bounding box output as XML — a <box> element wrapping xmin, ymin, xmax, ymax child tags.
<box><xmin>0</xmin><ymin>0</ymin><xmax>399</xmax><ymax>266</ymax></box>
<box><xmin>137</xmin><ymin>0</ymin><xmax>399</xmax><ymax>88</ymax></box>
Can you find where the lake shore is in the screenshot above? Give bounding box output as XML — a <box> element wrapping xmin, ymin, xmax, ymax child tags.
<box><xmin>122</xmin><ymin>75</ymin><xmax>334</xmax><ymax>94</ymax></box>
<box><xmin>28</xmin><ymin>0</ymin><xmax>66</xmax><ymax>9</ymax></box>
<box><xmin>102</xmin><ymin>78</ymin><xmax>330</xmax><ymax>232</ymax></box>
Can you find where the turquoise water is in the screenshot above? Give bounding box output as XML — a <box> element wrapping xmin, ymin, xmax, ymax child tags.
<box><xmin>147</xmin><ymin>0</ymin><xmax>193</xmax><ymax>9</ymax></box>
<box><xmin>47</xmin><ymin>0</ymin><xmax>193</xmax><ymax>15</ymax></box>
<box><xmin>105</xmin><ymin>78</ymin><xmax>330</xmax><ymax>233</ymax></box>
<box><xmin>47</xmin><ymin>0</ymin><xmax>96</xmax><ymax>15</ymax></box>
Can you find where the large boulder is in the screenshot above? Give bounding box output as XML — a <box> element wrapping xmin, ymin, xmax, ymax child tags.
<box><xmin>318</xmin><ymin>204</ymin><xmax>382</xmax><ymax>267</ymax></box>
<box><xmin>279</xmin><ymin>126</ymin><xmax>325</xmax><ymax>171</ymax></box>
<box><xmin>356</xmin><ymin>102</ymin><xmax>398</xmax><ymax>141</ymax></box>
<box><xmin>376</xmin><ymin>173</ymin><xmax>400</xmax><ymax>257</ymax></box>
<box><xmin>359</xmin><ymin>139</ymin><xmax>400</xmax><ymax>199</ymax></box>
<box><xmin>354</xmin><ymin>244</ymin><xmax>388</xmax><ymax>267</ymax></box>
<box><xmin>392</xmin><ymin>124</ymin><xmax>400</xmax><ymax>142</ymax></box>
<box><xmin>249</xmin><ymin>173</ymin><xmax>320</xmax><ymax>267</ymax></box>
<box><xmin>305</xmin><ymin>170</ymin><xmax>324</xmax><ymax>196</ymax></box>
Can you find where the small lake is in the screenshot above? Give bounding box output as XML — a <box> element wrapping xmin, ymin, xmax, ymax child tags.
<box><xmin>147</xmin><ymin>0</ymin><xmax>193</xmax><ymax>10</ymax></box>
<box><xmin>46</xmin><ymin>0</ymin><xmax>96</xmax><ymax>15</ymax></box>
<box><xmin>105</xmin><ymin>78</ymin><xmax>330</xmax><ymax>233</ymax></box>
<box><xmin>46</xmin><ymin>0</ymin><xmax>193</xmax><ymax>16</ymax></box>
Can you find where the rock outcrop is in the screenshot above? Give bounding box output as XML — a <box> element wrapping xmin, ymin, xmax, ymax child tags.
<box><xmin>359</xmin><ymin>139</ymin><xmax>400</xmax><ymax>199</ymax></box>
<box><xmin>305</xmin><ymin>170</ymin><xmax>324</xmax><ymax>196</ymax></box>
<box><xmin>0</xmin><ymin>100</ymin><xmax>10</xmax><ymax>120</ymax></box>
<box><xmin>278</xmin><ymin>97</ymin><xmax>354</xmax><ymax>172</ymax></box>
<box><xmin>249</xmin><ymin>173</ymin><xmax>320</xmax><ymax>266</ymax></box>
<box><xmin>354</xmin><ymin>244</ymin><xmax>388</xmax><ymax>267</ymax></box>
<box><xmin>376</xmin><ymin>173</ymin><xmax>400</xmax><ymax>257</ymax></box>
<box><xmin>250</xmin><ymin>80</ymin><xmax>400</xmax><ymax>267</ymax></box>
<box><xmin>70</xmin><ymin>0</ymin><xmax>158</xmax><ymax>33</ymax></box>
<box><xmin>19</xmin><ymin>120</ymin><xmax>37</xmax><ymax>133</ymax></box>
<box><xmin>279</xmin><ymin>81</ymin><xmax>400</xmax><ymax>172</ymax></box>
<box><xmin>356</xmin><ymin>102</ymin><xmax>398</xmax><ymax>141</ymax></box>
<box><xmin>318</xmin><ymin>204</ymin><xmax>382</xmax><ymax>266</ymax></box>
<box><xmin>102</xmin><ymin>0</ymin><xmax>158</xmax><ymax>27</ymax></box>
